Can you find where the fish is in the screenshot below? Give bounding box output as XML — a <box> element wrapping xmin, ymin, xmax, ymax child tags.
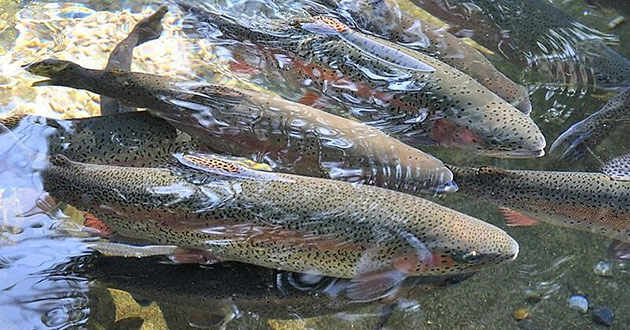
<box><xmin>101</xmin><ymin>6</ymin><xmax>168</xmax><ymax>115</ymax></box>
<box><xmin>176</xmin><ymin>4</ymin><xmax>546</xmax><ymax>158</ymax></box>
<box><xmin>42</xmin><ymin>152</ymin><xmax>518</xmax><ymax>299</ymax></box>
<box><xmin>313</xmin><ymin>0</ymin><xmax>532</xmax><ymax>113</ymax></box>
<box><xmin>23</xmin><ymin>59</ymin><xmax>457</xmax><ymax>195</ymax></box>
<box><xmin>449</xmin><ymin>161</ymin><xmax>630</xmax><ymax>250</ymax></box>
<box><xmin>1</xmin><ymin>111</ymin><xmax>200</xmax><ymax>167</ymax></box>
<box><xmin>550</xmin><ymin>86</ymin><xmax>630</xmax><ymax>160</ymax></box>
<box><xmin>79</xmin><ymin>256</ymin><xmax>474</xmax><ymax>325</ymax></box>
<box><xmin>409</xmin><ymin>0</ymin><xmax>630</xmax><ymax>89</ymax></box>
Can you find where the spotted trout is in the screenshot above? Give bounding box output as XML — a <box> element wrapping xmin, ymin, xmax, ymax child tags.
<box><xmin>314</xmin><ymin>0</ymin><xmax>531</xmax><ymax>113</ymax></box>
<box><xmin>24</xmin><ymin>59</ymin><xmax>456</xmax><ymax>194</ymax></box>
<box><xmin>411</xmin><ymin>0</ymin><xmax>630</xmax><ymax>89</ymax></box>
<box><xmin>177</xmin><ymin>5</ymin><xmax>546</xmax><ymax>158</ymax></box>
<box><xmin>449</xmin><ymin>163</ymin><xmax>630</xmax><ymax>245</ymax></box>
<box><xmin>551</xmin><ymin>86</ymin><xmax>630</xmax><ymax>160</ymax></box>
<box><xmin>42</xmin><ymin>153</ymin><xmax>518</xmax><ymax>299</ymax></box>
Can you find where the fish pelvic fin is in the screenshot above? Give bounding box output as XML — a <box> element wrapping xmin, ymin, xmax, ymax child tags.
<box><xmin>500</xmin><ymin>207</ymin><xmax>540</xmax><ymax>227</ymax></box>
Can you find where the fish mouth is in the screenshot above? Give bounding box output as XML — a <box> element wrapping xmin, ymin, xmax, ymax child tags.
<box><xmin>477</xmin><ymin>148</ymin><xmax>545</xmax><ymax>159</ymax></box>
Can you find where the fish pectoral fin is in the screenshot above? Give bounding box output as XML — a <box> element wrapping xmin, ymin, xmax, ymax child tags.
<box><xmin>345</xmin><ymin>269</ymin><xmax>406</xmax><ymax>302</ymax></box>
<box><xmin>499</xmin><ymin>207</ymin><xmax>540</xmax><ymax>227</ymax></box>
<box><xmin>607</xmin><ymin>240</ymin><xmax>630</xmax><ymax>261</ymax></box>
<box><xmin>89</xmin><ymin>242</ymin><xmax>179</xmax><ymax>258</ymax></box>
<box><xmin>83</xmin><ymin>212</ymin><xmax>113</xmax><ymax>237</ymax></box>
<box><xmin>15</xmin><ymin>192</ymin><xmax>61</xmax><ymax>218</ymax></box>
<box><xmin>603</xmin><ymin>154</ymin><xmax>630</xmax><ymax>181</ymax></box>
<box><xmin>169</xmin><ymin>248</ymin><xmax>221</xmax><ymax>265</ymax></box>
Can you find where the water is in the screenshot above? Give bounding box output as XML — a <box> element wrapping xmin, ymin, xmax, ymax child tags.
<box><xmin>1</xmin><ymin>0</ymin><xmax>630</xmax><ymax>329</ymax></box>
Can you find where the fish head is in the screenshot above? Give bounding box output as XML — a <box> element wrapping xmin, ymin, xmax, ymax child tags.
<box><xmin>393</xmin><ymin>204</ymin><xmax>519</xmax><ymax>277</ymax></box>
<box><xmin>577</xmin><ymin>39</ymin><xmax>630</xmax><ymax>89</ymax></box>
<box><xmin>428</xmin><ymin>100</ymin><xmax>546</xmax><ymax>158</ymax></box>
<box><xmin>22</xmin><ymin>58</ymin><xmax>84</xmax><ymax>87</ymax></box>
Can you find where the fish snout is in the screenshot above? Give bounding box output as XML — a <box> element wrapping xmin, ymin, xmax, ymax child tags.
<box><xmin>453</xmin><ymin>234</ymin><xmax>520</xmax><ymax>267</ymax></box>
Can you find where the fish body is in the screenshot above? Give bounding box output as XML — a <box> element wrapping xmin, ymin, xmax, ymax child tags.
<box><xmin>25</xmin><ymin>59</ymin><xmax>457</xmax><ymax>194</ymax></box>
<box><xmin>551</xmin><ymin>86</ymin><xmax>630</xmax><ymax>160</ymax></box>
<box><xmin>316</xmin><ymin>0</ymin><xmax>531</xmax><ymax>113</ymax></box>
<box><xmin>177</xmin><ymin>6</ymin><xmax>545</xmax><ymax>158</ymax></box>
<box><xmin>43</xmin><ymin>153</ymin><xmax>518</xmax><ymax>283</ymax></box>
<box><xmin>450</xmin><ymin>165</ymin><xmax>630</xmax><ymax>243</ymax></box>
<box><xmin>411</xmin><ymin>0</ymin><xmax>630</xmax><ymax>89</ymax></box>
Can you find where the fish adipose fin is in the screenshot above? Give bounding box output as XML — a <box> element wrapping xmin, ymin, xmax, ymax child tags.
<box><xmin>603</xmin><ymin>154</ymin><xmax>630</xmax><ymax>181</ymax></box>
<box><xmin>500</xmin><ymin>207</ymin><xmax>540</xmax><ymax>227</ymax></box>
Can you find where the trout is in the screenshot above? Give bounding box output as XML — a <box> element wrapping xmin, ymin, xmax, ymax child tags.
<box><xmin>24</xmin><ymin>59</ymin><xmax>456</xmax><ymax>194</ymax></box>
<box><xmin>410</xmin><ymin>0</ymin><xmax>630</xmax><ymax>89</ymax></box>
<box><xmin>551</xmin><ymin>86</ymin><xmax>630</xmax><ymax>160</ymax></box>
<box><xmin>177</xmin><ymin>5</ymin><xmax>546</xmax><ymax>157</ymax></box>
<box><xmin>449</xmin><ymin>162</ymin><xmax>630</xmax><ymax>246</ymax></box>
<box><xmin>314</xmin><ymin>0</ymin><xmax>532</xmax><ymax>113</ymax></box>
<box><xmin>42</xmin><ymin>153</ymin><xmax>518</xmax><ymax>299</ymax></box>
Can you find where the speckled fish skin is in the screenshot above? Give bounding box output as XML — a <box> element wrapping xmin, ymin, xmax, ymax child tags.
<box><xmin>315</xmin><ymin>0</ymin><xmax>531</xmax><ymax>113</ymax></box>
<box><xmin>1</xmin><ymin>112</ymin><xmax>199</xmax><ymax>167</ymax></box>
<box><xmin>551</xmin><ymin>86</ymin><xmax>630</xmax><ymax>160</ymax></box>
<box><xmin>83</xmin><ymin>257</ymin><xmax>474</xmax><ymax>321</ymax></box>
<box><xmin>450</xmin><ymin>165</ymin><xmax>630</xmax><ymax>243</ymax></box>
<box><xmin>101</xmin><ymin>6</ymin><xmax>168</xmax><ymax>115</ymax></box>
<box><xmin>24</xmin><ymin>59</ymin><xmax>457</xmax><ymax>195</ymax></box>
<box><xmin>42</xmin><ymin>154</ymin><xmax>518</xmax><ymax>279</ymax></box>
<box><xmin>411</xmin><ymin>0</ymin><xmax>630</xmax><ymax>89</ymax></box>
<box><xmin>177</xmin><ymin>6</ymin><xmax>545</xmax><ymax>158</ymax></box>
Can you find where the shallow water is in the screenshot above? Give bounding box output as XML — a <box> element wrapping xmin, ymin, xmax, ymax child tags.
<box><xmin>1</xmin><ymin>0</ymin><xmax>630</xmax><ymax>329</ymax></box>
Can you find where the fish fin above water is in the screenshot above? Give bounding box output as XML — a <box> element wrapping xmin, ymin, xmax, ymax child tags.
<box><xmin>345</xmin><ymin>270</ymin><xmax>406</xmax><ymax>302</ymax></box>
<box><xmin>83</xmin><ymin>212</ymin><xmax>113</xmax><ymax>237</ymax></box>
<box><xmin>603</xmin><ymin>154</ymin><xmax>630</xmax><ymax>181</ymax></box>
<box><xmin>500</xmin><ymin>207</ymin><xmax>540</xmax><ymax>227</ymax></box>
<box><xmin>607</xmin><ymin>240</ymin><xmax>630</xmax><ymax>261</ymax></box>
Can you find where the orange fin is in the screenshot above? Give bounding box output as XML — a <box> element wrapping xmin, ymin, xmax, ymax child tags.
<box><xmin>83</xmin><ymin>213</ymin><xmax>112</xmax><ymax>237</ymax></box>
<box><xmin>500</xmin><ymin>207</ymin><xmax>540</xmax><ymax>227</ymax></box>
<box><xmin>297</xmin><ymin>91</ymin><xmax>322</xmax><ymax>107</ymax></box>
<box><xmin>345</xmin><ymin>270</ymin><xmax>406</xmax><ymax>302</ymax></box>
<box><xmin>169</xmin><ymin>248</ymin><xmax>221</xmax><ymax>265</ymax></box>
<box><xmin>229</xmin><ymin>59</ymin><xmax>260</xmax><ymax>75</ymax></box>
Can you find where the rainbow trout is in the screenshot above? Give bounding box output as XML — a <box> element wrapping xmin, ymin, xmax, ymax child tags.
<box><xmin>101</xmin><ymin>6</ymin><xmax>167</xmax><ymax>115</ymax></box>
<box><xmin>43</xmin><ymin>153</ymin><xmax>518</xmax><ymax>299</ymax></box>
<box><xmin>449</xmin><ymin>162</ymin><xmax>630</xmax><ymax>246</ymax></box>
<box><xmin>24</xmin><ymin>59</ymin><xmax>456</xmax><ymax>194</ymax></box>
<box><xmin>551</xmin><ymin>86</ymin><xmax>630</xmax><ymax>160</ymax></box>
<box><xmin>410</xmin><ymin>0</ymin><xmax>630</xmax><ymax>89</ymax></box>
<box><xmin>177</xmin><ymin>5</ymin><xmax>545</xmax><ymax>158</ymax></box>
<box><xmin>313</xmin><ymin>0</ymin><xmax>531</xmax><ymax>113</ymax></box>
<box><xmin>82</xmin><ymin>257</ymin><xmax>473</xmax><ymax>324</ymax></box>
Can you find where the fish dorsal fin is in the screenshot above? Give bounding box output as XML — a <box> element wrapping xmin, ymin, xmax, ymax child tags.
<box><xmin>477</xmin><ymin>166</ymin><xmax>507</xmax><ymax>176</ymax></box>
<box><xmin>603</xmin><ymin>154</ymin><xmax>630</xmax><ymax>181</ymax></box>
<box><xmin>174</xmin><ymin>153</ymin><xmax>279</xmax><ymax>181</ymax></box>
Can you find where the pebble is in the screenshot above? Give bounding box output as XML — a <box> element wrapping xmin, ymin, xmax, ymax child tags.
<box><xmin>568</xmin><ymin>295</ymin><xmax>588</xmax><ymax>313</ymax></box>
<box><xmin>513</xmin><ymin>308</ymin><xmax>531</xmax><ymax>320</ymax></box>
<box><xmin>593</xmin><ymin>261</ymin><xmax>614</xmax><ymax>277</ymax></box>
<box><xmin>592</xmin><ymin>307</ymin><xmax>614</xmax><ymax>327</ymax></box>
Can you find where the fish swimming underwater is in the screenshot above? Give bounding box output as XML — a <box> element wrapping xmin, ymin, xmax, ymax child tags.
<box><xmin>449</xmin><ymin>162</ymin><xmax>630</xmax><ymax>252</ymax></box>
<box><xmin>24</xmin><ymin>59</ymin><xmax>457</xmax><ymax>194</ymax></box>
<box><xmin>80</xmin><ymin>256</ymin><xmax>474</xmax><ymax>326</ymax></box>
<box><xmin>101</xmin><ymin>6</ymin><xmax>168</xmax><ymax>115</ymax></box>
<box><xmin>551</xmin><ymin>86</ymin><xmax>630</xmax><ymax>160</ymax></box>
<box><xmin>410</xmin><ymin>0</ymin><xmax>630</xmax><ymax>89</ymax></box>
<box><xmin>313</xmin><ymin>0</ymin><xmax>532</xmax><ymax>113</ymax></box>
<box><xmin>176</xmin><ymin>5</ymin><xmax>546</xmax><ymax>158</ymax></box>
<box><xmin>42</xmin><ymin>153</ymin><xmax>518</xmax><ymax>299</ymax></box>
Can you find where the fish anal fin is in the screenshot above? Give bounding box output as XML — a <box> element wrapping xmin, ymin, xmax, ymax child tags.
<box><xmin>603</xmin><ymin>154</ymin><xmax>630</xmax><ymax>181</ymax></box>
<box><xmin>500</xmin><ymin>207</ymin><xmax>540</xmax><ymax>227</ymax></box>
<box><xmin>83</xmin><ymin>212</ymin><xmax>113</xmax><ymax>237</ymax></box>
<box><xmin>169</xmin><ymin>248</ymin><xmax>221</xmax><ymax>265</ymax></box>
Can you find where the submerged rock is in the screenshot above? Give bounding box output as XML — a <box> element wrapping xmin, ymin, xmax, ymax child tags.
<box><xmin>592</xmin><ymin>307</ymin><xmax>614</xmax><ymax>327</ymax></box>
<box><xmin>568</xmin><ymin>295</ymin><xmax>588</xmax><ymax>313</ymax></box>
<box><xmin>594</xmin><ymin>261</ymin><xmax>614</xmax><ymax>277</ymax></box>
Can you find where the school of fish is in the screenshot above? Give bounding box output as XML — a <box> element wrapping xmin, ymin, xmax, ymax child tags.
<box><xmin>5</xmin><ymin>0</ymin><xmax>630</xmax><ymax>323</ymax></box>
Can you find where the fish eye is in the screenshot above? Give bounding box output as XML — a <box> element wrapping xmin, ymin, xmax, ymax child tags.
<box><xmin>461</xmin><ymin>251</ymin><xmax>485</xmax><ymax>263</ymax></box>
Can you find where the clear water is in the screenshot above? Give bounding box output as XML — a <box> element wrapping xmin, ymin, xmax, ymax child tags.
<box><xmin>0</xmin><ymin>0</ymin><xmax>629</xmax><ymax>329</ymax></box>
